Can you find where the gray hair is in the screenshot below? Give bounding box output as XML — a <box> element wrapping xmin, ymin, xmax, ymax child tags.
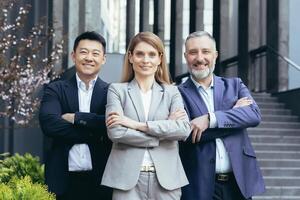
<box><xmin>185</xmin><ymin>31</ymin><xmax>216</xmax><ymax>51</ymax></box>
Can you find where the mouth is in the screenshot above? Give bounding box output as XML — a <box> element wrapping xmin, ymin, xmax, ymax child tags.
<box><xmin>83</xmin><ymin>63</ymin><xmax>94</xmax><ymax>68</ymax></box>
<box><xmin>140</xmin><ymin>65</ymin><xmax>152</xmax><ymax>70</ymax></box>
<box><xmin>192</xmin><ymin>62</ymin><xmax>208</xmax><ymax>70</ymax></box>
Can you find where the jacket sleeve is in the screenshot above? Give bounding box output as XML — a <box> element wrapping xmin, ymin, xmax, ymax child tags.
<box><xmin>106</xmin><ymin>84</ymin><xmax>159</xmax><ymax>147</ymax></box>
<box><xmin>73</xmin><ymin>85</ymin><xmax>108</xmax><ymax>132</ymax></box>
<box><xmin>74</xmin><ymin>112</ymin><xmax>106</xmax><ymax>132</ymax></box>
<box><xmin>146</xmin><ymin>87</ymin><xmax>191</xmax><ymax>141</ymax></box>
<box><xmin>39</xmin><ymin>83</ymin><xmax>89</xmax><ymax>143</ymax></box>
<box><xmin>199</xmin><ymin>78</ymin><xmax>261</xmax><ymax>143</ymax></box>
<box><xmin>214</xmin><ymin>78</ymin><xmax>261</xmax><ymax>129</ymax></box>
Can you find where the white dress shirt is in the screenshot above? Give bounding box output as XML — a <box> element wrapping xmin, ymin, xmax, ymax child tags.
<box><xmin>68</xmin><ymin>73</ymin><xmax>96</xmax><ymax>171</ymax></box>
<box><xmin>191</xmin><ymin>76</ymin><xmax>232</xmax><ymax>173</ymax></box>
<box><xmin>140</xmin><ymin>89</ymin><xmax>155</xmax><ymax>167</ymax></box>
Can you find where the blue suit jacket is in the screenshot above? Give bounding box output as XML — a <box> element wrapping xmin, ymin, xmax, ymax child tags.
<box><xmin>178</xmin><ymin>75</ymin><xmax>265</xmax><ymax>200</ymax></box>
<box><xmin>39</xmin><ymin>75</ymin><xmax>112</xmax><ymax>196</ymax></box>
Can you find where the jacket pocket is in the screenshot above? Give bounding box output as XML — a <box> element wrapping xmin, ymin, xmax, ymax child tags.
<box><xmin>243</xmin><ymin>146</ymin><xmax>256</xmax><ymax>158</ymax></box>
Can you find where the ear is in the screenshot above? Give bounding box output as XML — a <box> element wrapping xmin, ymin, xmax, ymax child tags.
<box><xmin>214</xmin><ymin>51</ymin><xmax>218</xmax><ymax>59</ymax></box>
<box><xmin>184</xmin><ymin>51</ymin><xmax>188</xmax><ymax>60</ymax></box>
<box><xmin>158</xmin><ymin>53</ymin><xmax>162</xmax><ymax>66</ymax></box>
<box><xmin>102</xmin><ymin>54</ymin><xmax>106</xmax><ymax>65</ymax></box>
<box><xmin>71</xmin><ymin>51</ymin><xmax>76</xmax><ymax>63</ymax></box>
<box><xmin>128</xmin><ymin>51</ymin><xmax>133</xmax><ymax>64</ymax></box>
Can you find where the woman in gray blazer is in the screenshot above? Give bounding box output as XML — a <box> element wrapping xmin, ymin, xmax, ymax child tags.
<box><xmin>101</xmin><ymin>32</ymin><xmax>191</xmax><ymax>200</ymax></box>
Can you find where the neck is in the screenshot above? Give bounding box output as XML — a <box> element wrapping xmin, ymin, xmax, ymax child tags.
<box><xmin>135</xmin><ymin>75</ymin><xmax>154</xmax><ymax>92</ymax></box>
<box><xmin>77</xmin><ymin>74</ymin><xmax>96</xmax><ymax>90</ymax></box>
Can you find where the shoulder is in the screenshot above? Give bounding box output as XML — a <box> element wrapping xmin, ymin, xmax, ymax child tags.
<box><xmin>44</xmin><ymin>79</ymin><xmax>66</xmax><ymax>91</ymax></box>
<box><xmin>97</xmin><ymin>78</ymin><xmax>109</xmax><ymax>88</ymax></box>
<box><xmin>161</xmin><ymin>84</ymin><xmax>180</xmax><ymax>96</ymax></box>
<box><xmin>217</xmin><ymin>76</ymin><xmax>240</xmax><ymax>83</ymax></box>
<box><xmin>216</xmin><ymin>76</ymin><xmax>243</xmax><ymax>87</ymax></box>
<box><xmin>108</xmin><ymin>83</ymin><xmax>129</xmax><ymax>96</ymax></box>
<box><xmin>109</xmin><ymin>82</ymin><xmax>128</xmax><ymax>90</ymax></box>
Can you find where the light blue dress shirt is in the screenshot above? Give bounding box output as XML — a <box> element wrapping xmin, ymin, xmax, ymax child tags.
<box><xmin>191</xmin><ymin>76</ymin><xmax>232</xmax><ymax>173</ymax></box>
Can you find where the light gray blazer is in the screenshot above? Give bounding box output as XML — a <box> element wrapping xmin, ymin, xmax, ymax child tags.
<box><xmin>101</xmin><ymin>79</ymin><xmax>191</xmax><ymax>191</ymax></box>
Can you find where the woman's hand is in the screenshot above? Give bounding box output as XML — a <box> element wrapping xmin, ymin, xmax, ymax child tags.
<box><xmin>168</xmin><ymin>109</ymin><xmax>186</xmax><ymax>120</ymax></box>
<box><xmin>106</xmin><ymin>112</ymin><xmax>148</xmax><ymax>132</ymax></box>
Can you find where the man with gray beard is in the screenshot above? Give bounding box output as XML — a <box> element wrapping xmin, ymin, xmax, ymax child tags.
<box><xmin>178</xmin><ymin>31</ymin><xmax>265</xmax><ymax>200</ymax></box>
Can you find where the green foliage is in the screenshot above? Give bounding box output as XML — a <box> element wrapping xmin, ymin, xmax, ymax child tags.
<box><xmin>0</xmin><ymin>153</ymin><xmax>44</xmax><ymax>184</ymax></box>
<box><xmin>0</xmin><ymin>176</ymin><xmax>55</xmax><ymax>200</ymax></box>
<box><xmin>0</xmin><ymin>183</ymin><xmax>13</xmax><ymax>200</ymax></box>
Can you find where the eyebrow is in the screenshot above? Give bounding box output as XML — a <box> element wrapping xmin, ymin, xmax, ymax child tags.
<box><xmin>134</xmin><ymin>49</ymin><xmax>157</xmax><ymax>53</ymax></box>
<box><xmin>79</xmin><ymin>48</ymin><xmax>102</xmax><ymax>52</ymax></box>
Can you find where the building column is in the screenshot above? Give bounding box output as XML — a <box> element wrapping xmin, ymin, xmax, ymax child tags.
<box><xmin>153</xmin><ymin>0</ymin><xmax>164</xmax><ymax>41</ymax></box>
<box><xmin>170</xmin><ymin>0</ymin><xmax>183</xmax><ymax>79</ymax></box>
<box><xmin>189</xmin><ymin>0</ymin><xmax>204</xmax><ymax>33</ymax></box>
<box><xmin>238</xmin><ymin>0</ymin><xmax>249</xmax><ymax>86</ymax></box>
<box><xmin>278</xmin><ymin>0</ymin><xmax>289</xmax><ymax>91</ymax></box>
<box><xmin>266</xmin><ymin>0</ymin><xmax>279</xmax><ymax>92</ymax></box>
<box><xmin>126</xmin><ymin>0</ymin><xmax>136</xmax><ymax>49</ymax></box>
<box><xmin>140</xmin><ymin>0</ymin><xmax>151</xmax><ymax>32</ymax></box>
<box><xmin>52</xmin><ymin>0</ymin><xmax>65</xmax><ymax>70</ymax></box>
<box><xmin>213</xmin><ymin>0</ymin><xmax>221</xmax><ymax>75</ymax></box>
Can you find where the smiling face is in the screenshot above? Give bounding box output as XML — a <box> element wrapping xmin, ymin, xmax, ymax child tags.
<box><xmin>129</xmin><ymin>41</ymin><xmax>161</xmax><ymax>80</ymax></box>
<box><xmin>71</xmin><ymin>39</ymin><xmax>106</xmax><ymax>81</ymax></box>
<box><xmin>184</xmin><ymin>36</ymin><xmax>218</xmax><ymax>82</ymax></box>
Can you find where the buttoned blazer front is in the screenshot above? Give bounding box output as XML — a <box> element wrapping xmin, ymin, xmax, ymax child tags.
<box><xmin>178</xmin><ymin>75</ymin><xmax>265</xmax><ymax>200</ymax></box>
<box><xmin>39</xmin><ymin>75</ymin><xmax>112</xmax><ymax>195</ymax></box>
<box><xmin>101</xmin><ymin>79</ymin><xmax>191</xmax><ymax>191</ymax></box>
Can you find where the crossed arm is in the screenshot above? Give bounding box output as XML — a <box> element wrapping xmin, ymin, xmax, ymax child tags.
<box><xmin>105</xmin><ymin>85</ymin><xmax>190</xmax><ymax>147</ymax></box>
<box><xmin>39</xmin><ymin>84</ymin><xmax>106</xmax><ymax>142</ymax></box>
<box><xmin>189</xmin><ymin>97</ymin><xmax>254</xmax><ymax>143</ymax></box>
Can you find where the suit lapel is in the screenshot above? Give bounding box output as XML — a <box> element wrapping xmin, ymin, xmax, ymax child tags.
<box><xmin>184</xmin><ymin>78</ymin><xmax>208</xmax><ymax>115</ymax></box>
<box><xmin>90</xmin><ymin>78</ymin><xmax>106</xmax><ymax>113</ymax></box>
<box><xmin>213</xmin><ymin>75</ymin><xmax>224</xmax><ymax>111</ymax></box>
<box><xmin>148</xmin><ymin>81</ymin><xmax>163</xmax><ymax>121</ymax></box>
<box><xmin>128</xmin><ymin>79</ymin><xmax>146</xmax><ymax>122</ymax></box>
<box><xmin>65</xmin><ymin>75</ymin><xmax>79</xmax><ymax>112</ymax></box>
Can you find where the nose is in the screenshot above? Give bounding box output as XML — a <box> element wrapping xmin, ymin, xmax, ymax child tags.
<box><xmin>142</xmin><ymin>55</ymin><xmax>151</xmax><ymax>62</ymax></box>
<box><xmin>196</xmin><ymin>51</ymin><xmax>205</xmax><ymax>59</ymax></box>
<box><xmin>84</xmin><ymin>53</ymin><xmax>93</xmax><ymax>61</ymax></box>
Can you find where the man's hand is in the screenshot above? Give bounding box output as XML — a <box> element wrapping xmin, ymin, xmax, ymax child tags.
<box><xmin>61</xmin><ymin>113</ymin><xmax>75</xmax><ymax>124</ymax></box>
<box><xmin>190</xmin><ymin>114</ymin><xmax>209</xmax><ymax>143</ymax></box>
<box><xmin>106</xmin><ymin>112</ymin><xmax>148</xmax><ymax>132</ymax></box>
<box><xmin>168</xmin><ymin>109</ymin><xmax>186</xmax><ymax>120</ymax></box>
<box><xmin>233</xmin><ymin>97</ymin><xmax>253</xmax><ymax>108</ymax></box>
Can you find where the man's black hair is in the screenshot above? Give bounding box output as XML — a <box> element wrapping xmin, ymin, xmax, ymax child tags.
<box><xmin>73</xmin><ymin>31</ymin><xmax>106</xmax><ymax>53</ymax></box>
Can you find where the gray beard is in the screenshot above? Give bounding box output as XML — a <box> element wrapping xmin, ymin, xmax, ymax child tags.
<box><xmin>189</xmin><ymin>65</ymin><xmax>215</xmax><ymax>81</ymax></box>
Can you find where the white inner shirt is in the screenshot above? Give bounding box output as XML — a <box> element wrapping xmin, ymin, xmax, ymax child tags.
<box><xmin>140</xmin><ymin>89</ymin><xmax>154</xmax><ymax>167</ymax></box>
<box><xmin>68</xmin><ymin>73</ymin><xmax>95</xmax><ymax>171</ymax></box>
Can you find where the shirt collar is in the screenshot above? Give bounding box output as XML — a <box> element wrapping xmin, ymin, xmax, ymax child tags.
<box><xmin>190</xmin><ymin>75</ymin><xmax>214</xmax><ymax>90</ymax></box>
<box><xmin>76</xmin><ymin>73</ymin><xmax>97</xmax><ymax>91</ymax></box>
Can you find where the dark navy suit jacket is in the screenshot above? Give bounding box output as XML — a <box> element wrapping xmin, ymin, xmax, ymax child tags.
<box><xmin>39</xmin><ymin>75</ymin><xmax>112</xmax><ymax>196</ymax></box>
<box><xmin>178</xmin><ymin>75</ymin><xmax>265</xmax><ymax>200</ymax></box>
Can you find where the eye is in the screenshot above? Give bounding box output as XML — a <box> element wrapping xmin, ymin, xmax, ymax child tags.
<box><xmin>188</xmin><ymin>50</ymin><xmax>198</xmax><ymax>55</ymax></box>
<box><xmin>202</xmin><ymin>49</ymin><xmax>211</xmax><ymax>54</ymax></box>
<box><xmin>149</xmin><ymin>52</ymin><xmax>157</xmax><ymax>58</ymax></box>
<box><xmin>93</xmin><ymin>52</ymin><xmax>100</xmax><ymax>57</ymax></box>
<box><xmin>135</xmin><ymin>51</ymin><xmax>144</xmax><ymax>57</ymax></box>
<box><xmin>80</xmin><ymin>50</ymin><xmax>88</xmax><ymax>54</ymax></box>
